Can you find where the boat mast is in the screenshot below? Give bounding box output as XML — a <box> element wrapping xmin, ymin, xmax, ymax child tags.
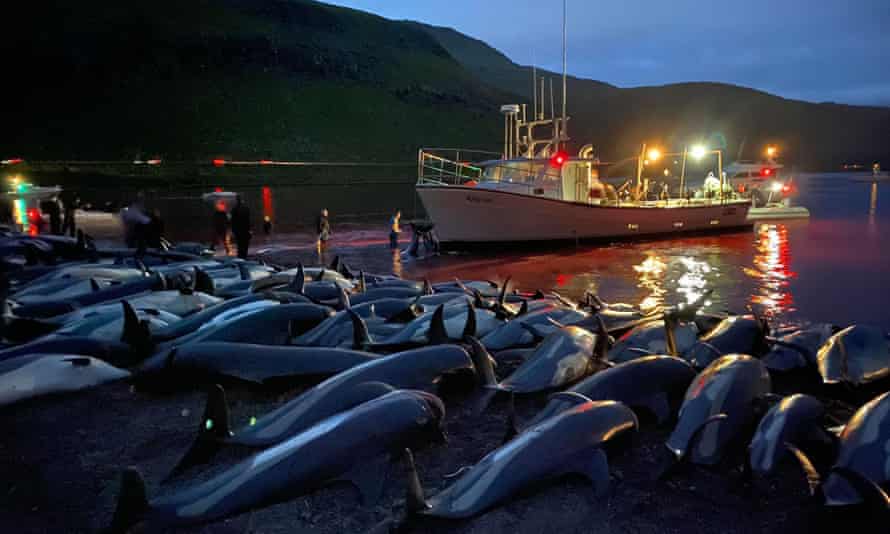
<box><xmin>561</xmin><ymin>0</ymin><xmax>568</xmax><ymax>146</ymax></box>
<box><xmin>532</xmin><ymin>64</ymin><xmax>538</xmax><ymax>122</ymax></box>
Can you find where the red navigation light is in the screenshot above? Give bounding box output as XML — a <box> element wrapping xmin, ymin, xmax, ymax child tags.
<box><xmin>3</xmin><ymin>158</ymin><xmax>24</xmax><ymax>165</ymax></box>
<box><xmin>214</xmin><ymin>186</ymin><xmax>223</xmax><ymax>193</ymax></box>
<box><xmin>550</xmin><ymin>151</ymin><xmax>569</xmax><ymax>167</ymax></box>
<box><xmin>27</xmin><ymin>208</ymin><xmax>40</xmax><ymax>221</ymax></box>
<box><xmin>782</xmin><ymin>185</ymin><xmax>792</xmax><ymax>195</ymax></box>
<box><xmin>761</xmin><ymin>168</ymin><xmax>772</xmax><ymax>176</ymax></box>
<box><xmin>259</xmin><ymin>159</ymin><xmax>271</xmax><ymax>165</ymax></box>
<box><xmin>212</xmin><ymin>159</ymin><xmax>226</xmax><ymax>167</ymax></box>
<box><xmin>147</xmin><ymin>159</ymin><xmax>161</xmax><ymax>165</ymax></box>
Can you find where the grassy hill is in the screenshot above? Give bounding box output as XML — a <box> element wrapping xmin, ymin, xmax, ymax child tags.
<box><xmin>1</xmin><ymin>0</ymin><xmax>506</xmax><ymax>161</ymax></box>
<box><xmin>421</xmin><ymin>25</ymin><xmax>890</xmax><ymax>170</ymax></box>
<box><xmin>2</xmin><ymin>0</ymin><xmax>888</xmax><ymax>170</ymax></box>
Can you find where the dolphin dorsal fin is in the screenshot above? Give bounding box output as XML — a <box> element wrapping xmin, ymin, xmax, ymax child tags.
<box><xmin>427</xmin><ymin>305</ymin><xmax>449</xmax><ymax>345</ymax></box>
<box><xmin>348</xmin><ymin>309</ymin><xmax>373</xmax><ymax>349</ymax></box>
<box><xmin>403</xmin><ymin>448</ymin><xmax>430</xmax><ymax>516</ymax></box>
<box><xmin>314</xmin><ymin>268</ymin><xmax>326</xmax><ymax>282</ymax></box>
<box><xmin>466</xmin><ymin>336</ymin><xmax>498</xmax><ymax>387</ymax></box>
<box><xmin>290</xmin><ymin>263</ymin><xmax>306</xmax><ymax>294</ymax></box>
<box><xmin>89</xmin><ymin>278</ymin><xmax>100</xmax><ymax>292</ymax></box>
<box><xmin>238</xmin><ymin>263</ymin><xmax>251</xmax><ymax>281</ymax></box>
<box><xmin>462</xmin><ymin>301</ymin><xmax>477</xmax><ymax>339</ymax></box>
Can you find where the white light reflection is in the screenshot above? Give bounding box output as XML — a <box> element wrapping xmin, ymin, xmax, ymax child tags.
<box><xmin>633</xmin><ymin>254</ymin><xmax>715</xmax><ymax>313</ymax></box>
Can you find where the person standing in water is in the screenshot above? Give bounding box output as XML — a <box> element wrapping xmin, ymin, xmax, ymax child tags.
<box><xmin>389</xmin><ymin>210</ymin><xmax>401</xmax><ymax>249</ymax></box>
<box><xmin>230</xmin><ymin>195</ymin><xmax>252</xmax><ymax>259</ymax></box>
<box><xmin>316</xmin><ymin>208</ymin><xmax>331</xmax><ymax>252</ymax></box>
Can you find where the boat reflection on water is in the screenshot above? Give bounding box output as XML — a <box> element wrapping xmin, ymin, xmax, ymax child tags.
<box><xmin>745</xmin><ymin>223</ymin><xmax>796</xmax><ymax>321</ymax></box>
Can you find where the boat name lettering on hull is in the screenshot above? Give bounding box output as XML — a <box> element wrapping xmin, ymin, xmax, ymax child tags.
<box><xmin>466</xmin><ymin>195</ymin><xmax>493</xmax><ymax>204</ymax></box>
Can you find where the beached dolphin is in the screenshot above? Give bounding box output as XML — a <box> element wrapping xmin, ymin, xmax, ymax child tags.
<box><xmin>135</xmin><ymin>303</ymin><xmax>335</xmax><ymax>362</ymax></box>
<box><xmin>762</xmin><ymin>323</ymin><xmax>837</xmax><ymax>372</ymax></box>
<box><xmin>107</xmin><ymin>389</ymin><xmax>446</xmax><ymax>532</ymax></box>
<box><xmin>147</xmin><ymin>294</ymin><xmax>284</xmax><ymax>343</ymax></box>
<box><xmin>683</xmin><ymin>315</ymin><xmax>769</xmax><ymax>368</ymax></box>
<box><xmin>787</xmin><ymin>391</ymin><xmax>890</xmax><ymax>507</ymax></box>
<box><xmin>666</xmin><ymin>354</ymin><xmax>771</xmax><ymax>466</ymax></box>
<box><xmin>8</xmin><ymin>273</ymin><xmax>166</xmax><ymax>320</ymax></box>
<box><xmin>146</xmin><ymin>342</ymin><xmax>380</xmax><ymax>387</ymax></box>
<box><xmin>477</xmin><ymin>326</ymin><xmax>604</xmax><ymax>398</ymax></box>
<box><xmin>816</xmin><ymin>324</ymin><xmax>890</xmax><ymax>385</ymax></box>
<box><xmin>348</xmin><ymin>302</ymin><xmax>487</xmax><ymax>352</ymax></box>
<box><xmin>404</xmin><ymin>399</ymin><xmax>638</xmax><ymax>519</ymax></box>
<box><xmin>169</xmin><ymin>344</ymin><xmax>477</xmax><ymax>474</ymax></box>
<box><xmin>609</xmin><ymin>320</ymin><xmax>700</xmax><ymax>363</ymax></box>
<box><xmin>526</xmin><ymin>355</ymin><xmax>696</xmax><ymax>428</ymax></box>
<box><xmin>480</xmin><ymin>307</ymin><xmax>588</xmax><ymax>351</ymax></box>
<box><xmin>748</xmin><ymin>394</ymin><xmax>830</xmax><ymax>476</ymax></box>
<box><xmin>0</xmin><ymin>354</ymin><xmax>129</xmax><ymax>406</ymax></box>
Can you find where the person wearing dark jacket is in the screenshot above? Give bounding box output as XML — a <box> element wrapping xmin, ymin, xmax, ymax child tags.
<box><xmin>230</xmin><ymin>195</ymin><xmax>252</xmax><ymax>259</ymax></box>
<box><xmin>61</xmin><ymin>192</ymin><xmax>78</xmax><ymax>237</ymax></box>
<box><xmin>42</xmin><ymin>198</ymin><xmax>62</xmax><ymax>235</ymax></box>
<box><xmin>316</xmin><ymin>208</ymin><xmax>331</xmax><ymax>252</ymax></box>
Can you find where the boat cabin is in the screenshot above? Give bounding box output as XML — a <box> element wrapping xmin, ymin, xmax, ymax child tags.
<box><xmin>476</xmin><ymin>157</ymin><xmax>608</xmax><ymax>203</ymax></box>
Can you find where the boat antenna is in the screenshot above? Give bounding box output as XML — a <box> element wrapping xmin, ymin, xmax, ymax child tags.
<box><xmin>561</xmin><ymin>0</ymin><xmax>568</xmax><ymax>145</ymax></box>
<box><xmin>736</xmin><ymin>137</ymin><xmax>746</xmax><ymax>161</ymax></box>
<box><xmin>539</xmin><ymin>77</ymin><xmax>545</xmax><ymax>120</ymax></box>
<box><xmin>532</xmin><ymin>62</ymin><xmax>538</xmax><ymax>122</ymax></box>
<box><xmin>550</xmin><ymin>78</ymin><xmax>555</xmax><ymax>124</ymax></box>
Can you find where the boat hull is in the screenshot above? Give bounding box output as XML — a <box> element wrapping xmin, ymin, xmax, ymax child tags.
<box><xmin>417</xmin><ymin>185</ymin><xmax>752</xmax><ymax>244</ymax></box>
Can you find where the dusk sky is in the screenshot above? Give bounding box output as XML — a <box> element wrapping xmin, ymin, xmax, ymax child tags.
<box><xmin>328</xmin><ymin>0</ymin><xmax>890</xmax><ymax>106</ymax></box>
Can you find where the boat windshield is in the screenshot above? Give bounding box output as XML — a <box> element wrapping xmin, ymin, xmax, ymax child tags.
<box><xmin>481</xmin><ymin>160</ymin><xmax>561</xmax><ymax>183</ymax></box>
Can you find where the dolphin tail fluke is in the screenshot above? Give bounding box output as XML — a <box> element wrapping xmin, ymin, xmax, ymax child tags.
<box><xmin>167</xmin><ymin>384</ymin><xmax>230</xmax><ymax>479</ymax></box>
<box><xmin>466</xmin><ymin>336</ymin><xmax>498</xmax><ymax>387</ymax></box>
<box><xmin>461</xmin><ymin>302</ymin><xmax>477</xmax><ymax>339</ymax></box>
<box><xmin>348</xmin><ymin>308</ymin><xmax>373</xmax><ymax>350</ymax></box>
<box><xmin>403</xmin><ymin>448</ymin><xmax>430</xmax><ymax>516</ymax></box>
<box><xmin>785</xmin><ymin>443</ymin><xmax>822</xmax><ymax>497</ymax></box>
<box><xmin>194</xmin><ymin>267</ymin><xmax>214</xmax><ymax>296</ymax></box>
<box><xmin>427</xmin><ymin>305</ymin><xmax>448</xmax><ymax>345</ymax></box>
<box><xmin>107</xmin><ymin>467</ymin><xmax>148</xmax><ymax>534</ymax></box>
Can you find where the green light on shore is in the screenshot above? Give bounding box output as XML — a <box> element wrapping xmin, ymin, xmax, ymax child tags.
<box><xmin>205</xmin><ymin>419</ymin><xmax>214</xmax><ymax>430</ymax></box>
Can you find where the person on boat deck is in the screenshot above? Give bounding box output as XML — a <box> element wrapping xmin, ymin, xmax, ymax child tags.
<box><xmin>659</xmin><ymin>182</ymin><xmax>670</xmax><ymax>201</ymax></box>
<box><xmin>703</xmin><ymin>171</ymin><xmax>721</xmax><ymax>198</ymax></box>
<box><xmin>389</xmin><ymin>210</ymin><xmax>402</xmax><ymax>249</ymax></box>
<box><xmin>230</xmin><ymin>195</ymin><xmax>252</xmax><ymax>260</ymax></box>
<box><xmin>211</xmin><ymin>205</ymin><xmax>230</xmax><ymax>255</ymax></box>
<box><xmin>316</xmin><ymin>208</ymin><xmax>331</xmax><ymax>251</ymax></box>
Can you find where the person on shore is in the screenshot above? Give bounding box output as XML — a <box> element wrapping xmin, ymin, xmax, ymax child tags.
<box><xmin>43</xmin><ymin>197</ymin><xmax>62</xmax><ymax>235</ymax></box>
<box><xmin>231</xmin><ymin>195</ymin><xmax>252</xmax><ymax>260</ymax></box>
<box><xmin>61</xmin><ymin>194</ymin><xmax>78</xmax><ymax>237</ymax></box>
<box><xmin>146</xmin><ymin>208</ymin><xmax>165</xmax><ymax>249</ymax></box>
<box><xmin>263</xmin><ymin>215</ymin><xmax>272</xmax><ymax>238</ymax></box>
<box><xmin>121</xmin><ymin>193</ymin><xmax>150</xmax><ymax>253</ymax></box>
<box><xmin>211</xmin><ymin>205</ymin><xmax>230</xmax><ymax>255</ymax></box>
<box><xmin>316</xmin><ymin>208</ymin><xmax>331</xmax><ymax>251</ymax></box>
<box><xmin>389</xmin><ymin>210</ymin><xmax>401</xmax><ymax>249</ymax></box>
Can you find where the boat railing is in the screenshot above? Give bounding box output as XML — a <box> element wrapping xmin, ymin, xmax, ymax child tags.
<box><xmin>417</xmin><ymin>148</ymin><xmax>501</xmax><ymax>186</ymax></box>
